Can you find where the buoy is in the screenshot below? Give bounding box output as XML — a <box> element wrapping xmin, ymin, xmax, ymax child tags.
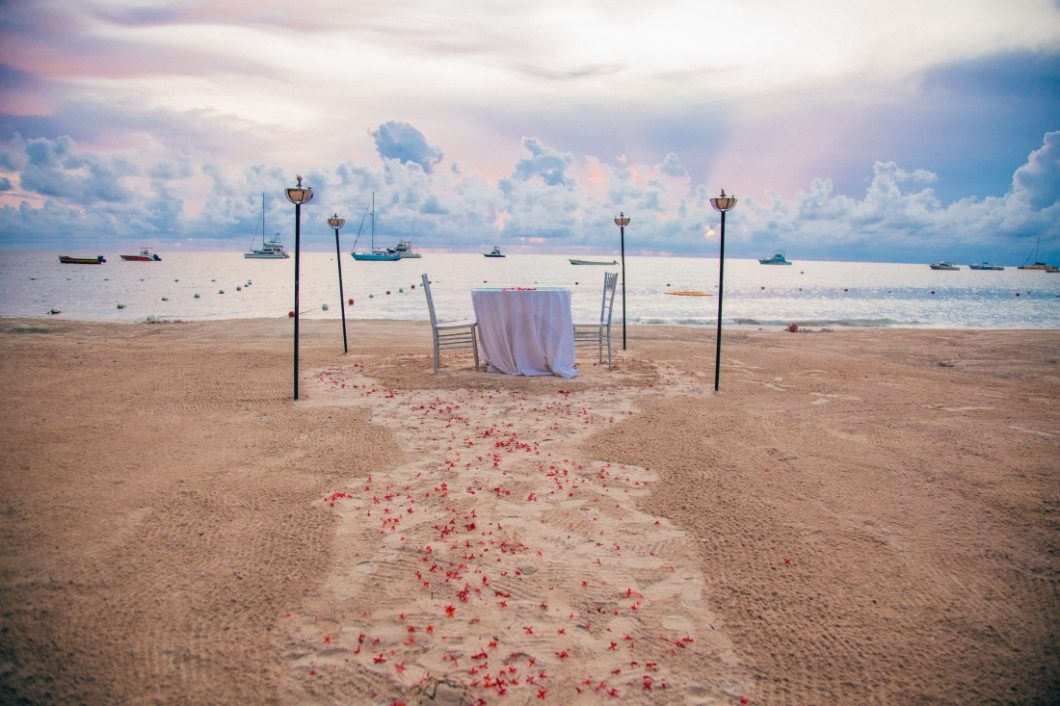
<box><xmin>348</xmin><ymin>298</ymin><xmax>354</xmax><ymax>305</ymax></box>
<box><xmin>161</xmin><ymin>296</ymin><xmax>168</xmax><ymax>301</ymax></box>
<box><xmin>386</xmin><ymin>290</ymin><xmax>391</xmax><ymax>295</ymax></box>
<box><xmin>787</xmin><ymin>322</ymin><xmax>799</xmax><ymax>332</ymax></box>
<box><xmin>398</xmin><ymin>287</ymin><xmax>404</xmax><ymax>293</ymax></box>
<box><xmin>1015</xmin><ymin>292</ymin><xmax>1021</xmax><ymax>297</ymax></box>
<box><xmin>194</xmin><ymin>293</ymin><xmax>200</xmax><ymax>299</ymax></box>
<box><xmin>288</xmin><ymin>310</ymin><xmax>295</xmax><ymax>317</ymax></box>
<box><xmin>236</xmin><ymin>285</ymin><xmax>241</xmax><ymax>291</ymax></box>
<box><xmin>322</xmin><ymin>303</ymin><xmax>329</xmax><ymax>311</ymax></box>
<box><xmin>369</xmin><ymin>294</ymin><xmax>374</xmax><ymax>299</ymax></box>
<box><xmin>410</xmin><ymin>284</ymin><xmax>416</xmax><ymax>289</ymax></box>
<box><xmin>116</xmin><ymin>303</ymin><xmax>125</xmax><ymax>309</ymax></box>
<box><xmin>219</xmin><ymin>289</ymin><xmax>224</xmax><ymax>294</ymax></box>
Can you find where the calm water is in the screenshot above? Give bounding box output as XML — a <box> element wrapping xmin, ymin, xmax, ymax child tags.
<box><xmin>2</xmin><ymin>251</ymin><xmax>1058</xmax><ymax>329</ymax></box>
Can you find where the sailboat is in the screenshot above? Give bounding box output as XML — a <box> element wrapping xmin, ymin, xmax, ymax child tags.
<box><xmin>244</xmin><ymin>193</ymin><xmax>289</xmax><ymax>259</ymax></box>
<box><xmin>351</xmin><ymin>193</ymin><xmax>400</xmax><ymax>261</ymax></box>
<box><xmin>1017</xmin><ymin>237</ymin><xmax>1057</xmax><ymax>271</ymax></box>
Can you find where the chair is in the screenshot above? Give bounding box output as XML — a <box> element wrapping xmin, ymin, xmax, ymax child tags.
<box><xmin>573</xmin><ymin>271</ymin><xmax>618</xmax><ymax>368</ymax></box>
<box><xmin>421</xmin><ymin>273</ymin><xmax>480</xmax><ymax>372</ymax></box>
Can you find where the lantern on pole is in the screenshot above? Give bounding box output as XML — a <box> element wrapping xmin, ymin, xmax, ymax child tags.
<box><xmin>709</xmin><ymin>189</ymin><xmax>737</xmax><ymax>392</ymax></box>
<box><xmin>285</xmin><ymin>175</ymin><xmax>314</xmax><ymax>399</ymax></box>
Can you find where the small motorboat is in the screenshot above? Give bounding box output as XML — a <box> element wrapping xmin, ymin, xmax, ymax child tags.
<box><xmin>483</xmin><ymin>246</ymin><xmax>505</xmax><ymax>258</ymax></box>
<box><xmin>569</xmin><ymin>258</ymin><xmax>617</xmax><ymax>265</ymax></box>
<box><xmin>969</xmin><ymin>262</ymin><xmax>1004</xmax><ymax>271</ymax></box>
<box><xmin>120</xmin><ymin>247</ymin><xmax>161</xmax><ymax>261</ymax></box>
<box><xmin>929</xmin><ymin>260</ymin><xmax>960</xmax><ymax>270</ymax></box>
<box><xmin>59</xmin><ymin>255</ymin><xmax>106</xmax><ymax>264</ymax></box>
<box><xmin>758</xmin><ymin>252</ymin><xmax>792</xmax><ymax>265</ymax></box>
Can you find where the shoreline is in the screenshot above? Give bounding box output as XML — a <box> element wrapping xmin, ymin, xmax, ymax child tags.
<box><xmin>1</xmin><ymin>319</ymin><xmax>1057</xmax><ymax>704</ymax></box>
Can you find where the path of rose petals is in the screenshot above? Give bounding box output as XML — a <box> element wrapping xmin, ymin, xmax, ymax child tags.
<box><xmin>284</xmin><ymin>363</ymin><xmax>745</xmax><ymax>704</ymax></box>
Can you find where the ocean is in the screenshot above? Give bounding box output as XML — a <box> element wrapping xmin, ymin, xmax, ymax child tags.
<box><xmin>2</xmin><ymin>251</ymin><xmax>1058</xmax><ymax>329</ymax></box>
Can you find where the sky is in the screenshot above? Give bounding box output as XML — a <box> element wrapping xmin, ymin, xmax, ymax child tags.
<box><xmin>0</xmin><ymin>0</ymin><xmax>1058</xmax><ymax>264</ymax></box>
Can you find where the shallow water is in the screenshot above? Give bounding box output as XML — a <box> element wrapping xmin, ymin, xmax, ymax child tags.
<box><xmin>2</xmin><ymin>251</ymin><xmax>1058</xmax><ymax>329</ymax></box>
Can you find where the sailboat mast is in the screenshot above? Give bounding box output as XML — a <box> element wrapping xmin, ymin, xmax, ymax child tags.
<box><xmin>261</xmin><ymin>193</ymin><xmax>266</xmax><ymax>246</ymax></box>
<box><xmin>371</xmin><ymin>192</ymin><xmax>375</xmax><ymax>250</ymax></box>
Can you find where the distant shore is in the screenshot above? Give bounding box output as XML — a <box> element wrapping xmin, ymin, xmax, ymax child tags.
<box><xmin>1</xmin><ymin>318</ymin><xmax>1057</xmax><ymax>704</ymax></box>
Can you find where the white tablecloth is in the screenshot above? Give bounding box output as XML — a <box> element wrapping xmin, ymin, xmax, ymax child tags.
<box><xmin>471</xmin><ymin>288</ymin><xmax>578</xmax><ymax>378</ymax></box>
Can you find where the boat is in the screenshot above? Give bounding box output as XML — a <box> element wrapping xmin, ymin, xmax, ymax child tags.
<box><xmin>352</xmin><ymin>193</ymin><xmax>401</xmax><ymax>261</ymax></box>
<box><xmin>483</xmin><ymin>246</ymin><xmax>505</xmax><ymax>258</ymax></box>
<box><xmin>388</xmin><ymin>240</ymin><xmax>421</xmax><ymax>258</ymax></box>
<box><xmin>244</xmin><ymin>194</ymin><xmax>290</xmax><ymax>259</ymax></box>
<box><xmin>569</xmin><ymin>258</ymin><xmax>617</xmax><ymax>265</ymax></box>
<box><xmin>758</xmin><ymin>252</ymin><xmax>792</xmax><ymax>265</ymax></box>
<box><xmin>969</xmin><ymin>262</ymin><xmax>1004</xmax><ymax>271</ymax></box>
<box><xmin>59</xmin><ymin>255</ymin><xmax>105</xmax><ymax>264</ymax></box>
<box><xmin>1017</xmin><ymin>237</ymin><xmax>1058</xmax><ymax>271</ymax></box>
<box><xmin>929</xmin><ymin>260</ymin><xmax>960</xmax><ymax>270</ymax></box>
<box><xmin>120</xmin><ymin>247</ymin><xmax>161</xmax><ymax>261</ymax></box>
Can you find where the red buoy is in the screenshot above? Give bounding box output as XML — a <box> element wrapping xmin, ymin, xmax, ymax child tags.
<box><xmin>288</xmin><ymin>310</ymin><xmax>295</xmax><ymax>318</ymax></box>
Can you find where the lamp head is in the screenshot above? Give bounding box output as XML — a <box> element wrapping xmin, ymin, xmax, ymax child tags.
<box><xmin>613</xmin><ymin>212</ymin><xmax>631</xmax><ymax>227</ymax></box>
<box><xmin>327</xmin><ymin>213</ymin><xmax>345</xmax><ymax>230</ymax></box>
<box><xmin>285</xmin><ymin>175</ymin><xmax>314</xmax><ymax>205</ymax></box>
<box><xmin>710</xmin><ymin>189</ymin><xmax>737</xmax><ymax>212</ymax></box>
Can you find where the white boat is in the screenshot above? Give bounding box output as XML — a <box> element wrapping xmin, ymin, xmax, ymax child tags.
<box><xmin>352</xmin><ymin>193</ymin><xmax>401</xmax><ymax>261</ymax></box>
<box><xmin>758</xmin><ymin>252</ymin><xmax>792</xmax><ymax>265</ymax></box>
<box><xmin>244</xmin><ymin>194</ymin><xmax>289</xmax><ymax>259</ymax></box>
<box><xmin>929</xmin><ymin>260</ymin><xmax>960</xmax><ymax>270</ymax></box>
<box><xmin>969</xmin><ymin>262</ymin><xmax>1004</xmax><ymax>271</ymax></box>
<box><xmin>388</xmin><ymin>240</ymin><xmax>422</xmax><ymax>258</ymax></box>
<box><xmin>483</xmin><ymin>246</ymin><xmax>505</xmax><ymax>258</ymax></box>
<box><xmin>569</xmin><ymin>258</ymin><xmax>617</xmax><ymax>265</ymax></box>
<box><xmin>120</xmin><ymin>248</ymin><xmax>161</xmax><ymax>261</ymax></box>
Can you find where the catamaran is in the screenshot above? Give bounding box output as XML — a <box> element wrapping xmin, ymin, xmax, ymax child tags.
<box><xmin>352</xmin><ymin>193</ymin><xmax>400</xmax><ymax>261</ymax></box>
<box><xmin>244</xmin><ymin>194</ymin><xmax>289</xmax><ymax>259</ymax></box>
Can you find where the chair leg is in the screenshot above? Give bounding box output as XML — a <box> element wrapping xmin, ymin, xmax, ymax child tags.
<box><xmin>433</xmin><ymin>338</ymin><xmax>440</xmax><ymax>372</ymax></box>
<box><xmin>471</xmin><ymin>326</ymin><xmax>480</xmax><ymax>370</ymax></box>
<box><xmin>606</xmin><ymin>327</ymin><xmax>613</xmax><ymax>369</ymax></box>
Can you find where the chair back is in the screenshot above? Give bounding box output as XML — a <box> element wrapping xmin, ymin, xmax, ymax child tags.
<box><xmin>421</xmin><ymin>273</ymin><xmax>439</xmax><ymax>327</ymax></box>
<box><xmin>599</xmin><ymin>271</ymin><xmax>618</xmax><ymax>325</ymax></box>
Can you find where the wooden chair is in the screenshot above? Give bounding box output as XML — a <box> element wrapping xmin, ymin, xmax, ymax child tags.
<box><xmin>573</xmin><ymin>271</ymin><xmax>618</xmax><ymax>368</ymax></box>
<box><xmin>421</xmin><ymin>273</ymin><xmax>479</xmax><ymax>371</ymax></box>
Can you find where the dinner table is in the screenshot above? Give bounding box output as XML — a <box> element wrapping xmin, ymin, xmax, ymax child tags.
<box><xmin>471</xmin><ymin>287</ymin><xmax>578</xmax><ymax>378</ymax></box>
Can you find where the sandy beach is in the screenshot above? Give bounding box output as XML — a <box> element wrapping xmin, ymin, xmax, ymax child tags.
<box><xmin>0</xmin><ymin>318</ymin><xmax>1057</xmax><ymax>705</ymax></box>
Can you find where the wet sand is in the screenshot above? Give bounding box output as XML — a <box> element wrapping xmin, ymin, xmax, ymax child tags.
<box><xmin>1</xmin><ymin>318</ymin><xmax>1057</xmax><ymax>705</ymax></box>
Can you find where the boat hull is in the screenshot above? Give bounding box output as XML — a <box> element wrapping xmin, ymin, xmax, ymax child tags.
<box><xmin>120</xmin><ymin>255</ymin><xmax>161</xmax><ymax>261</ymax></box>
<box><xmin>969</xmin><ymin>263</ymin><xmax>1004</xmax><ymax>271</ymax></box>
<box><xmin>569</xmin><ymin>259</ymin><xmax>617</xmax><ymax>265</ymax></box>
<box><xmin>59</xmin><ymin>256</ymin><xmax>105</xmax><ymax>264</ymax></box>
<box><xmin>352</xmin><ymin>252</ymin><xmax>401</xmax><ymax>261</ymax></box>
<box><xmin>244</xmin><ymin>252</ymin><xmax>289</xmax><ymax>259</ymax></box>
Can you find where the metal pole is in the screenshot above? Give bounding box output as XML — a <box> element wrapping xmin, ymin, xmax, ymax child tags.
<box><xmin>334</xmin><ymin>226</ymin><xmax>348</xmax><ymax>353</ymax></box>
<box><xmin>620</xmin><ymin>224</ymin><xmax>627</xmax><ymax>350</ymax></box>
<box><xmin>714</xmin><ymin>209</ymin><xmax>726</xmax><ymax>392</ymax></box>
<box><xmin>293</xmin><ymin>202</ymin><xmax>301</xmax><ymax>400</ymax></box>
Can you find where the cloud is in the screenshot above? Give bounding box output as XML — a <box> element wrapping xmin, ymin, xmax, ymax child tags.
<box><xmin>372</xmin><ymin>121</ymin><xmax>443</xmax><ymax>173</ymax></box>
<box><xmin>1012</xmin><ymin>130</ymin><xmax>1060</xmax><ymax>210</ymax></box>
<box><xmin>506</xmin><ymin>137</ymin><xmax>574</xmax><ymax>188</ymax></box>
<box><xmin>0</xmin><ymin>124</ymin><xmax>1056</xmax><ymax>265</ymax></box>
<box><xmin>18</xmin><ymin>135</ymin><xmax>134</xmax><ymax>202</ymax></box>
